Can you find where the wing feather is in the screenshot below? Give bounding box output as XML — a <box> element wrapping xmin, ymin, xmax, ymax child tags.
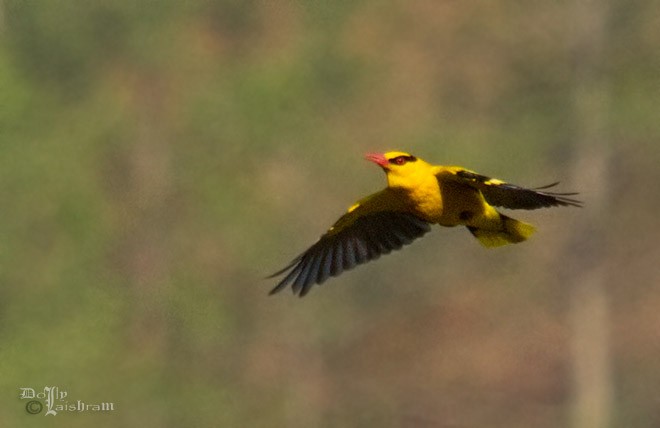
<box><xmin>292</xmin><ymin>254</ymin><xmax>315</xmax><ymax>296</ymax></box>
<box><xmin>317</xmin><ymin>244</ymin><xmax>333</xmax><ymax>285</ymax></box>
<box><xmin>354</xmin><ymin>236</ymin><xmax>369</xmax><ymax>264</ymax></box>
<box><xmin>269</xmin><ymin>211</ymin><xmax>431</xmax><ymax>296</ymax></box>
<box><xmin>342</xmin><ymin>238</ymin><xmax>356</xmax><ymax>271</ymax></box>
<box><xmin>454</xmin><ymin>170</ymin><xmax>582</xmax><ymax>210</ymax></box>
<box><xmin>330</xmin><ymin>241</ymin><xmax>343</xmax><ymax>277</ymax></box>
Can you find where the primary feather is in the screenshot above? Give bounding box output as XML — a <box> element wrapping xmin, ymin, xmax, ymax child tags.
<box><xmin>454</xmin><ymin>170</ymin><xmax>583</xmax><ymax>209</ymax></box>
<box><xmin>269</xmin><ymin>211</ymin><xmax>431</xmax><ymax>296</ymax></box>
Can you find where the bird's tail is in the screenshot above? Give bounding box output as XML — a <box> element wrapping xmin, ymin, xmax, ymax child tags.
<box><xmin>467</xmin><ymin>214</ymin><xmax>536</xmax><ymax>248</ymax></box>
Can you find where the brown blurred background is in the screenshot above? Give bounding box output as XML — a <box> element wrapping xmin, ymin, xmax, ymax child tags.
<box><xmin>1</xmin><ymin>1</ymin><xmax>659</xmax><ymax>427</ymax></box>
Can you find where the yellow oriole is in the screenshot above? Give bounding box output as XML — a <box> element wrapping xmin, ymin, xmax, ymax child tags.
<box><xmin>270</xmin><ymin>151</ymin><xmax>581</xmax><ymax>296</ymax></box>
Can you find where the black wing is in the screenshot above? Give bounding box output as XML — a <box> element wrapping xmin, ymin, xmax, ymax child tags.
<box><xmin>268</xmin><ymin>211</ymin><xmax>431</xmax><ymax>297</ymax></box>
<box><xmin>455</xmin><ymin>170</ymin><xmax>582</xmax><ymax>210</ymax></box>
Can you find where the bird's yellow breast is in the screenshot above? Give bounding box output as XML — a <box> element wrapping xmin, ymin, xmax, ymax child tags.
<box><xmin>402</xmin><ymin>175</ymin><xmax>444</xmax><ymax>222</ymax></box>
<box><xmin>384</xmin><ymin>160</ymin><xmax>444</xmax><ymax>222</ymax></box>
<box><xmin>395</xmin><ymin>165</ymin><xmax>498</xmax><ymax>227</ymax></box>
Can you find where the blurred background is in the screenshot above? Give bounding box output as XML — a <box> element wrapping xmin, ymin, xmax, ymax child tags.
<box><xmin>1</xmin><ymin>1</ymin><xmax>659</xmax><ymax>427</ymax></box>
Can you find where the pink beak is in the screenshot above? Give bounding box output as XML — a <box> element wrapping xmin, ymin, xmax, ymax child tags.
<box><xmin>365</xmin><ymin>152</ymin><xmax>388</xmax><ymax>168</ymax></box>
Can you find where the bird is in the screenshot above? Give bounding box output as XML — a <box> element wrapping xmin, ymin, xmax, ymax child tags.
<box><xmin>269</xmin><ymin>151</ymin><xmax>581</xmax><ymax>297</ymax></box>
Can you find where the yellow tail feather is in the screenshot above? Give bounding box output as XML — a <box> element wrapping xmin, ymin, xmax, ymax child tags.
<box><xmin>468</xmin><ymin>214</ymin><xmax>536</xmax><ymax>248</ymax></box>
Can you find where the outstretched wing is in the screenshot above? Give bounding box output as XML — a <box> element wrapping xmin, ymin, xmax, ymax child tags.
<box><xmin>268</xmin><ymin>211</ymin><xmax>431</xmax><ymax>297</ymax></box>
<box><xmin>455</xmin><ymin>170</ymin><xmax>582</xmax><ymax>210</ymax></box>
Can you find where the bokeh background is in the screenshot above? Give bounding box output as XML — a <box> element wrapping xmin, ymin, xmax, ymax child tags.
<box><xmin>1</xmin><ymin>1</ymin><xmax>659</xmax><ymax>427</ymax></box>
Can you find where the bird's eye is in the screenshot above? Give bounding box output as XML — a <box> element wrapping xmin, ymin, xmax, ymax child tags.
<box><xmin>389</xmin><ymin>155</ymin><xmax>415</xmax><ymax>166</ymax></box>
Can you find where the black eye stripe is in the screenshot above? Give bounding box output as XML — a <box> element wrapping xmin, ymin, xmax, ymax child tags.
<box><xmin>388</xmin><ymin>155</ymin><xmax>417</xmax><ymax>165</ymax></box>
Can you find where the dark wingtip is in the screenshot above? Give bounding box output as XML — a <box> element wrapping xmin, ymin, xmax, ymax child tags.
<box><xmin>535</xmin><ymin>182</ymin><xmax>584</xmax><ymax>208</ymax></box>
<box><xmin>268</xmin><ymin>281</ymin><xmax>287</xmax><ymax>296</ymax></box>
<box><xmin>265</xmin><ymin>251</ymin><xmax>308</xmax><ymax>296</ymax></box>
<box><xmin>534</xmin><ymin>181</ymin><xmax>561</xmax><ymax>190</ymax></box>
<box><xmin>265</xmin><ymin>259</ymin><xmax>299</xmax><ymax>279</ymax></box>
<box><xmin>555</xmin><ymin>195</ymin><xmax>584</xmax><ymax>208</ymax></box>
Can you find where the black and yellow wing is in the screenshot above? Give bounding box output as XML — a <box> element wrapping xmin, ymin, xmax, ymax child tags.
<box><xmin>268</xmin><ymin>211</ymin><xmax>431</xmax><ymax>297</ymax></box>
<box><xmin>455</xmin><ymin>170</ymin><xmax>582</xmax><ymax>210</ymax></box>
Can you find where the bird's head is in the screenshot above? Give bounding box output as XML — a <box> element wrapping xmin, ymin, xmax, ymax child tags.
<box><xmin>365</xmin><ymin>151</ymin><xmax>435</xmax><ymax>188</ymax></box>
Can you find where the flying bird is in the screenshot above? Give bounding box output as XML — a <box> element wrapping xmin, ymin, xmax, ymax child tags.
<box><xmin>269</xmin><ymin>151</ymin><xmax>581</xmax><ymax>297</ymax></box>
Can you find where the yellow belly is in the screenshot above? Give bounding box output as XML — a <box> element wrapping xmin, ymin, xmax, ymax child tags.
<box><xmin>411</xmin><ymin>178</ymin><xmax>498</xmax><ymax>228</ymax></box>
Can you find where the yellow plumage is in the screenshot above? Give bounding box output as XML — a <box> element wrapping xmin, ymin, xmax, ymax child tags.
<box><xmin>270</xmin><ymin>151</ymin><xmax>581</xmax><ymax>296</ymax></box>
